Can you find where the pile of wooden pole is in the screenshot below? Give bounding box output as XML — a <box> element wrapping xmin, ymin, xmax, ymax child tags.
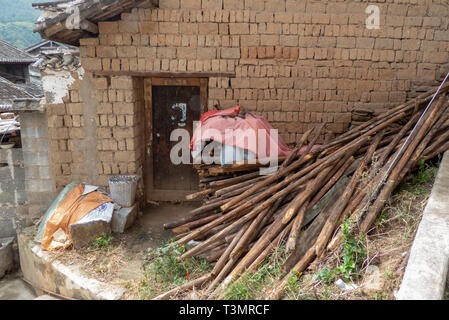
<box><xmin>157</xmin><ymin>82</ymin><xmax>449</xmax><ymax>300</ymax></box>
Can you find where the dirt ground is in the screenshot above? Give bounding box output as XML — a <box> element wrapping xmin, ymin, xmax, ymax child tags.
<box><xmin>119</xmin><ymin>201</ymin><xmax>200</xmax><ymax>251</ymax></box>
<box><xmin>52</xmin><ymin>201</ymin><xmax>200</xmax><ymax>299</ymax></box>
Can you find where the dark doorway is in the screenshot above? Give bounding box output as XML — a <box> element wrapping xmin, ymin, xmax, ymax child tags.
<box><xmin>144</xmin><ymin>78</ymin><xmax>207</xmax><ymax>201</ymax></box>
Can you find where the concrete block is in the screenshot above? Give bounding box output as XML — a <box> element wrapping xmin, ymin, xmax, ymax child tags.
<box><xmin>397</xmin><ymin>151</ymin><xmax>449</xmax><ymax>300</ymax></box>
<box><xmin>69</xmin><ymin>221</ymin><xmax>111</xmax><ymax>249</ymax></box>
<box><xmin>34</xmin><ymin>294</ymin><xmax>61</xmax><ymax>300</ymax></box>
<box><xmin>111</xmin><ymin>204</ymin><xmax>137</xmax><ymax>233</ymax></box>
<box><xmin>0</xmin><ymin>213</ymin><xmax>17</xmax><ymax>238</ymax></box>
<box><xmin>0</xmin><ymin>237</ymin><xmax>14</xmax><ymax>279</ymax></box>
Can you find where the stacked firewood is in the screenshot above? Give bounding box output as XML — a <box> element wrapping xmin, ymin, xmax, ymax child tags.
<box><xmin>158</xmin><ymin>82</ymin><xmax>449</xmax><ymax>300</ymax></box>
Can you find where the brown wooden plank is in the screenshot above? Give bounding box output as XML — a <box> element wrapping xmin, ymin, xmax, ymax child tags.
<box><xmin>152</xmin><ymin>77</ymin><xmax>201</xmax><ymax>86</ymax></box>
<box><xmin>93</xmin><ymin>71</ymin><xmax>236</xmax><ymax>78</ymax></box>
<box><xmin>149</xmin><ymin>189</ymin><xmax>198</xmax><ymax>202</ymax></box>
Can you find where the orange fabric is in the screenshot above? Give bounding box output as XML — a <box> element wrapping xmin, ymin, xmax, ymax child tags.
<box><xmin>41</xmin><ymin>184</ymin><xmax>112</xmax><ymax>251</ymax></box>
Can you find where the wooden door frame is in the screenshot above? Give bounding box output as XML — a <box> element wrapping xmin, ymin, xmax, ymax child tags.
<box><xmin>143</xmin><ymin>77</ymin><xmax>208</xmax><ymax>202</ymax></box>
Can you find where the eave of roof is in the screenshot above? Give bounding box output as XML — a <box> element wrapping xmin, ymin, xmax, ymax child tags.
<box><xmin>0</xmin><ymin>76</ymin><xmax>36</xmax><ymax>105</ymax></box>
<box><xmin>24</xmin><ymin>39</ymin><xmax>77</xmax><ymax>54</ymax></box>
<box><xmin>33</xmin><ymin>0</ymin><xmax>157</xmax><ymax>46</ymax></box>
<box><xmin>0</xmin><ymin>40</ymin><xmax>37</xmax><ymax>64</ymax></box>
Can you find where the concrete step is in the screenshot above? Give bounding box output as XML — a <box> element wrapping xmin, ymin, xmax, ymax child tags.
<box><xmin>18</xmin><ymin>226</ymin><xmax>126</xmax><ymax>300</ymax></box>
<box><xmin>34</xmin><ymin>294</ymin><xmax>61</xmax><ymax>300</ymax></box>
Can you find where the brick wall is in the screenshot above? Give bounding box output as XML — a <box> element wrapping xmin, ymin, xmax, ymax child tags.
<box><xmin>44</xmin><ymin>68</ymin><xmax>84</xmax><ymax>192</ymax></box>
<box><xmin>42</xmin><ymin>0</ymin><xmax>449</xmax><ymax>191</ymax></box>
<box><xmin>77</xmin><ymin>0</ymin><xmax>449</xmax><ymax>145</ymax></box>
<box><xmin>42</xmin><ymin>65</ymin><xmax>145</xmax><ymax>191</ymax></box>
<box><xmin>92</xmin><ymin>75</ymin><xmax>145</xmax><ymax>190</ymax></box>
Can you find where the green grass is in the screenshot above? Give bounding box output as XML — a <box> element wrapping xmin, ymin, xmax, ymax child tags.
<box><xmin>222</xmin><ymin>246</ymin><xmax>288</xmax><ymax>300</ymax></box>
<box><xmin>138</xmin><ymin>241</ymin><xmax>211</xmax><ymax>299</ymax></box>
<box><xmin>220</xmin><ymin>245</ymin><xmax>316</xmax><ymax>300</ymax></box>
<box><xmin>93</xmin><ymin>232</ymin><xmax>113</xmax><ymax>249</ymax></box>
<box><xmin>396</xmin><ymin>160</ymin><xmax>438</xmax><ymax>196</ymax></box>
<box><xmin>316</xmin><ymin>218</ymin><xmax>367</xmax><ymax>285</ymax></box>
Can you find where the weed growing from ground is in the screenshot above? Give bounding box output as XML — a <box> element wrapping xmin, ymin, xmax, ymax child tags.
<box><xmin>396</xmin><ymin>160</ymin><xmax>437</xmax><ymax>195</ymax></box>
<box><xmin>138</xmin><ymin>241</ymin><xmax>211</xmax><ymax>299</ymax></box>
<box><xmin>93</xmin><ymin>232</ymin><xmax>113</xmax><ymax>249</ymax></box>
<box><xmin>317</xmin><ymin>218</ymin><xmax>367</xmax><ymax>284</ymax></box>
<box><xmin>222</xmin><ymin>245</ymin><xmax>288</xmax><ymax>300</ymax></box>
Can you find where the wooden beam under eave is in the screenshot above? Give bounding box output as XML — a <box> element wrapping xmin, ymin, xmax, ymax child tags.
<box><xmin>92</xmin><ymin>71</ymin><xmax>237</xmax><ymax>78</ymax></box>
<box><xmin>43</xmin><ymin>21</ymin><xmax>66</xmax><ymax>38</ymax></box>
<box><xmin>80</xmin><ymin>20</ymin><xmax>99</xmax><ymax>34</ymax></box>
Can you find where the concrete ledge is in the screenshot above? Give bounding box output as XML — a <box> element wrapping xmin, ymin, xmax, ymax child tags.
<box><xmin>18</xmin><ymin>227</ymin><xmax>125</xmax><ymax>300</ymax></box>
<box><xmin>397</xmin><ymin>151</ymin><xmax>449</xmax><ymax>300</ymax></box>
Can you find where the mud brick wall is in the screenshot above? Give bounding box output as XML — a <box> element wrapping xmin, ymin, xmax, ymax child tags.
<box><xmin>43</xmin><ymin>66</ymin><xmax>145</xmax><ymax>191</ymax></box>
<box><xmin>43</xmin><ymin>68</ymin><xmax>85</xmax><ymax>192</ymax></box>
<box><xmin>76</xmin><ymin>0</ymin><xmax>449</xmax><ymax>145</ymax></box>
<box><xmin>41</xmin><ymin>0</ymin><xmax>449</xmax><ymax>192</ymax></box>
<box><xmin>92</xmin><ymin>75</ymin><xmax>145</xmax><ymax>190</ymax></box>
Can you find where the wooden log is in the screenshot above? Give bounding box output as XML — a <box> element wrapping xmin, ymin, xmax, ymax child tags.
<box><xmin>186</xmin><ymin>188</ymin><xmax>218</xmax><ymax>200</ymax></box>
<box><xmin>281</xmin><ymin>165</ymin><xmax>332</xmax><ymax>224</ymax></box>
<box><xmin>214</xmin><ymin>175</ymin><xmax>266</xmax><ymax>197</ymax></box>
<box><xmin>420</xmin><ymin>125</ymin><xmax>449</xmax><ymax>157</ymax></box>
<box><xmin>221</xmin><ymin>135</ymin><xmax>370</xmax><ymax>212</ymax></box>
<box><xmin>359</xmin><ymin>96</ymin><xmax>446</xmax><ymax>233</ymax></box>
<box><xmin>214</xmin><ymin>182</ymin><xmax>269</xmax><ymax>202</ymax></box>
<box><xmin>326</xmin><ymin>189</ymin><xmax>366</xmax><ymax>251</ymax></box>
<box><xmin>281</xmin><ymin>127</ymin><xmax>315</xmax><ymax>167</ymax></box>
<box><xmin>280</xmin><ymin>176</ymin><xmax>347</xmax><ymax>275</ymax></box>
<box><xmin>200</xmin><ymin>174</ymin><xmax>232</xmax><ymax>184</ymax></box>
<box><xmin>164</xmin><ymin>209</ymin><xmax>219</xmax><ymax>230</ymax></box>
<box><xmin>285</xmin><ymin>200</ymin><xmax>310</xmax><ymax>251</ymax></box>
<box><xmin>206</xmin><ymin>248</ymin><xmax>226</xmax><ymax>263</ymax></box>
<box><xmin>204</xmin><ymin>139</ymin><xmax>369</xmax><ymax>279</ymax></box>
<box><xmin>230</xmin><ymin>197</ymin><xmax>284</xmax><ymax>259</ymax></box>
<box><xmin>152</xmin><ymin>273</ymin><xmax>213</xmax><ymax>300</ymax></box>
<box><xmin>171</xmin><ymin>213</ymin><xmax>222</xmax><ymax>234</ymax></box>
<box><xmin>306</xmin><ymin>154</ymin><xmax>354</xmax><ymax>210</ymax></box>
<box><xmin>377</xmin><ymin>112</ymin><xmax>421</xmax><ymax>165</ymax></box>
<box><xmin>422</xmin><ymin>139</ymin><xmax>449</xmax><ymax>161</ymax></box>
<box><xmin>314</xmin><ymin>130</ymin><xmax>384</xmax><ymax>257</ymax></box>
<box><xmin>209</xmin><ymin>171</ymin><xmax>261</xmax><ymax>188</ymax></box>
<box><xmin>269</xmin><ymin>245</ymin><xmax>317</xmax><ymax>300</ymax></box>
<box><xmin>204</xmin><ymin>223</ymin><xmax>250</xmax><ymax>294</ymax></box>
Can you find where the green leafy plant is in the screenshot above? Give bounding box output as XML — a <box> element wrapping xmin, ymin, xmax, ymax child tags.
<box><xmin>286</xmin><ymin>271</ymin><xmax>302</xmax><ymax>291</ymax></box>
<box><xmin>93</xmin><ymin>232</ymin><xmax>113</xmax><ymax>249</ymax></box>
<box><xmin>396</xmin><ymin>160</ymin><xmax>437</xmax><ymax>195</ymax></box>
<box><xmin>316</xmin><ymin>267</ymin><xmax>337</xmax><ymax>284</ymax></box>
<box><xmin>142</xmin><ymin>241</ymin><xmax>210</xmax><ymax>287</ymax></box>
<box><xmin>317</xmin><ymin>218</ymin><xmax>367</xmax><ymax>284</ymax></box>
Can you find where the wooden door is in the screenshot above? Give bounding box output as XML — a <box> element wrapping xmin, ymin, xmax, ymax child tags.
<box><xmin>144</xmin><ymin>78</ymin><xmax>207</xmax><ymax>201</ymax></box>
